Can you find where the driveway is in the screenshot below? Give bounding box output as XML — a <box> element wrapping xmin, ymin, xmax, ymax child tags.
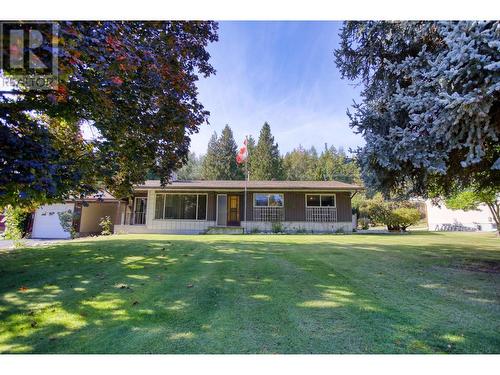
<box><xmin>0</xmin><ymin>238</ymin><xmax>67</xmax><ymax>250</ymax></box>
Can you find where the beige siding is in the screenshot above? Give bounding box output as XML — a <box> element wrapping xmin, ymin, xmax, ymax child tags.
<box><xmin>79</xmin><ymin>202</ymin><xmax>119</xmax><ymax>235</ymax></box>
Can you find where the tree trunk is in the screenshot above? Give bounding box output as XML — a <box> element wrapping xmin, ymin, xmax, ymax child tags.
<box><xmin>485</xmin><ymin>202</ymin><xmax>499</xmax><ymax>236</ymax></box>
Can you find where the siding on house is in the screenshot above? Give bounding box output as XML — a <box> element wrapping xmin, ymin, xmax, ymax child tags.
<box><xmin>284</xmin><ymin>192</ymin><xmax>305</xmax><ymax>221</ymax></box>
<box><xmin>206</xmin><ymin>191</ymin><xmax>352</xmax><ymax>222</ymax></box>
<box><xmin>335</xmin><ymin>192</ymin><xmax>352</xmax><ymax>222</ymax></box>
<box><xmin>79</xmin><ymin>202</ymin><xmax>120</xmax><ymax>235</ymax></box>
<box><xmin>142</xmin><ymin>190</ymin><xmax>353</xmax><ymax>223</ymax></box>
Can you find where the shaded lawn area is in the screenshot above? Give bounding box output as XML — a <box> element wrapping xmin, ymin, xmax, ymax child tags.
<box><xmin>0</xmin><ymin>232</ymin><xmax>499</xmax><ymax>353</ymax></box>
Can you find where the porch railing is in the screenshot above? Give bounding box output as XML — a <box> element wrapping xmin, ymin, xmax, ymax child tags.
<box><xmin>124</xmin><ymin>212</ymin><xmax>146</xmax><ymax>225</ymax></box>
<box><xmin>253</xmin><ymin>206</ymin><xmax>284</xmax><ymax>222</ymax></box>
<box><xmin>306</xmin><ymin>207</ymin><xmax>337</xmax><ymax>222</ymax></box>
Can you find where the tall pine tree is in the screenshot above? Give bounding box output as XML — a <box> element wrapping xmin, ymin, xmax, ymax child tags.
<box><xmin>245</xmin><ymin>135</ymin><xmax>256</xmax><ymax>180</ymax></box>
<box><xmin>251</xmin><ymin>122</ymin><xmax>284</xmax><ymax>180</ymax></box>
<box><xmin>201</xmin><ymin>125</ymin><xmax>243</xmax><ymax>180</ymax></box>
<box><xmin>201</xmin><ymin>132</ymin><xmax>220</xmax><ymax>180</ymax></box>
<box><xmin>218</xmin><ymin>125</ymin><xmax>244</xmax><ymax>180</ymax></box>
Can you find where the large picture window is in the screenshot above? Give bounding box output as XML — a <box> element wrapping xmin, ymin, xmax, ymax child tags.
<box><xmin>306</xmin><ymin>194</ymin><xmax>336</xmax><ymax>207</ymax></box>
<box><xmin>154</xmin><ymin>193</ymin><xmax>207</xmax><ymax>220</ymax></box>
<box><xmin>253</xmin><ymin>193</ymin><xmax>284</xmax><ymax>207</ymax></box>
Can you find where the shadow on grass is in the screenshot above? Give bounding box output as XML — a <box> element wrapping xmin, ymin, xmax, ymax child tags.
<box><xmin>0</xmin><ymin>234</ymin><xmax>499</xmax><ymax>353</ymax></box>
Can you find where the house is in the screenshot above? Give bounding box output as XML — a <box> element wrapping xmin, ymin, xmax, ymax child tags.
<box><xmin>30</xmin><ymin>179</ymin><xmax>362</xmax><ymax>238</ymax></box>
<box><xmin>31</xmin><ymin>191</ymin><xmax>120</xmax><ymax>239</ymax></box>
<box><xmin>114</xmin><ymin>180</ymin><xmax>362</xmax><ymax>234</ymax></box>
<box><xmin>425</xmin><ymin>199</ymin><xmax>497</xmax><ymax>232</ymax></box>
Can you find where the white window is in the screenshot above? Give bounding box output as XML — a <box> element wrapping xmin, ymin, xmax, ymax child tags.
<box><xmin>306</xmin><ymin>194</ymin><xmax>336</xmax><ymax>207</ymax></box>
<box><xmin>253</xmin><ymin>193</ymin><xmax>284</xmax><ymax>207</ymax></box>
<box><xmin>154</xmin><ymin>193</ymin><xmax>207</xmax><ymax>220</ymax></box>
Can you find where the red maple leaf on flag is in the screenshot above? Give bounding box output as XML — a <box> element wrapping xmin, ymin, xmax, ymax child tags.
<box><xmin>236</xmin><ymin>138</ymin><xmax>247</xmax><ymax>164</ymax></box>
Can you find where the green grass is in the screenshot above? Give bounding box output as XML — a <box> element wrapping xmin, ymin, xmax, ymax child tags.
<box><xmin>0</xmin><ymin>232</ymin><xmax>499</xmax><ymax>353</ymax></box>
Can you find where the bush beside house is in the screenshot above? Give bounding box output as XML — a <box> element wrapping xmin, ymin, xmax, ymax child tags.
<box><xmin>358</xmin><ymin>194</ymin><xmax>422</xmax><ymax>231</ymax></box>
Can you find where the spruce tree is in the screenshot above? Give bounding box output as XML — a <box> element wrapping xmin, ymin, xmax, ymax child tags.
<box><xmin>201</xmin><ymin>132</ymin><xmax>220</xmax><ymax>179</ymax></box>
<box><xmin>251</xmin><ymin>122</ymin><xmax>284</xmax><ymax>180</ymax></box>
<box><xmin>335</xmin><ymin>21</ymin><xmax>499</xmax><ymax>197</ymax></box>
<box><xmin>201</xmin><ymin>126</ymin><xmax>243</xmax><ymax>180</ymax></box>
<box><xmin>245</xmin><ymin>135</ymin><xmax>256</xmax><ymax>180</ymax></box>
<box><xmin>218</xmin><ymin>125</ymin><xmax>244</xmax><ymax>180</ymax></box>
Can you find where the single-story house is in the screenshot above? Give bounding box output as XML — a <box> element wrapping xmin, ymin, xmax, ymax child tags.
<box><xmin>30</xmin><ymin>180</ymin><xmax>362</xmax><ymax>238</ymax></box>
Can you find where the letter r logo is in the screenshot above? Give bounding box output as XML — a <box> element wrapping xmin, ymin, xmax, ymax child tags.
<box><xmin>1</xmin><ymin>22</ymin><xmax>56</xmax><ymax>74</ymax></box>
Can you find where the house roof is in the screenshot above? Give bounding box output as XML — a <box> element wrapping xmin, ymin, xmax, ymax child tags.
<box><xmin>67</xmin><ymin>190</ymin><xmax>119</xmax><ymax>202</ymax></box>
<box><xmin>135</xmin><ymin>180</ymin><xmax>363</xmax><ymax>191</ymax></box>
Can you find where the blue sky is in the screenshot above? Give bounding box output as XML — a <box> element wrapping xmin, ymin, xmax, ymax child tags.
<box><xmin>191</xmin><ymin>21</ymin><xmax>364</xmax><ymax>156</ymax></box>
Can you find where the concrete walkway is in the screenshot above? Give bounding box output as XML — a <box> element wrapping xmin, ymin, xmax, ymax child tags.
<box><xmin>0</xmin><ymin>238</ymin><xmax>67</xmax><ymax>250</ymax></box>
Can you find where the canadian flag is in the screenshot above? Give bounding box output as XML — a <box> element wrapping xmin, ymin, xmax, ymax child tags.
<box><xmin>236</xmin><ymin>137</ymin><xmax>248</xmax><ymax>164</ymax></box>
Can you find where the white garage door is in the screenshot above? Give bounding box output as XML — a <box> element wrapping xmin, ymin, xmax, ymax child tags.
<box><xmin>32</xmin><ymin>203</ymin><xmax>75</xmax><ymax>239</ymax></box>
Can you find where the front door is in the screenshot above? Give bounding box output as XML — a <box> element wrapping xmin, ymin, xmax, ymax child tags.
<box><xmin>227</xmin><ymin>195</ymin><xmax>240</xmax><ymax>226</ymax></box>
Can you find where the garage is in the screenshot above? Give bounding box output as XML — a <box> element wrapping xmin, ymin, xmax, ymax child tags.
<box><xmin>31</xmin><ymin>203</ymin><xmax>75</xmax><ymax>239</ymax></box>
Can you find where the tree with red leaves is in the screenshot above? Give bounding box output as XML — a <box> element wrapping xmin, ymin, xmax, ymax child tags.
<box><xmin>1</xmin><ymin>21</ymin><xmax>218</xmax><ymax>207</ymax></box>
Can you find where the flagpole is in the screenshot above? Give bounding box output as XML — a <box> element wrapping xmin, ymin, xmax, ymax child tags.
<box><xmin>244</xmin><ymin>135</ymin><xmax>248</xmax><ymax>234</ymax></box>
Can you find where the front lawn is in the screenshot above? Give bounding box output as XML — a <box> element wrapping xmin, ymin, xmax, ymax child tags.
<box><xmin>0</xmin><ymin>232</ymin><xmax>498</xmax><ymax>353</ymax></box>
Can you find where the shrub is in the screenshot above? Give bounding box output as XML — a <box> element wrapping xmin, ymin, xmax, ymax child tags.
<box><xmin>3</xmin><ymin>206</ymin><xmax>31</xmax><ymax>245</ymax></box>
<box><xmin>359</xmin><ymin>194</ymin><xmax>423</xmax><ymax>231</ymax></box>
<box><xmin>271</xmin><ymin>221</ymin><xmax>283</xmax><ymax>233</ymax></box>
<box><xmin>387</xmin><ymin>208</ymin><xmax>421</xmax><ymax>231</ymax></box>
<box><xmin>358</xmin><ymin>193</ymin><xmax>390</xmax><ymax>225</ymax></box>
<box><xmin>358</xmin><ymin>217</ymin><xmax>370</xmax><ymax>230</ymax></box>
<box><xmin>58</xmin><ymin>210</ymin><xmax>78</xmax><ymax>238</ymax></box>
<box><xmin>99</xmin><ymin>216</ymin><xmax>113</xmax><ymax>236</ymax></box>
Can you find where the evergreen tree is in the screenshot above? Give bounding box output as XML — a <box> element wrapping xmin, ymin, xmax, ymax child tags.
<box><xmin>315</xmin><ymin>144</ymin><xmax>361</xmax><ymax>184</ymax></box>
<box><xmin>218</xmin><ymin>125</ymin><xmax>244</xmax><ymax>180</ymax></box>
<box><xmin>335</xmin><ymin>21</ymin><xmax>499</xmax><ymax>197</ymax></box>
<box><xmin>251</xmin><ymin>122</ymin><xmax>284</xmax><ymax>180</ymax></box>
<box><xmin>176</xmin><ymin>152</ymin><xmax>204</xmax><ymax>180</ymax></box>
<box><xmin>201</xmin><ymin>132</ymin><xmax>220</xmax><ymax>180</ymax></box>
<box><xmin>245</xmin><ymin>135</ymin><xmax>256</xmax><ymax>180</ymax></box>
<box><xmin>283</xmin><ymin>145</ymin><xmax>318</xmax><ymax>180</ymax></box>
<box><xmin>201</xmin><ymin>125</ymin><xmax>243</xmax><ymax>180</ymax></box>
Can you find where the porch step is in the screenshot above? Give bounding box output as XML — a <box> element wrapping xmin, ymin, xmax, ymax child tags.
<box><xmin>205</xmin><ymin>226</ymin><xmax>244</xmax><ymax>235</ymax></box>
